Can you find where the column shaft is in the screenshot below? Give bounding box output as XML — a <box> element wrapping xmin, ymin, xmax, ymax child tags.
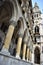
<box><xmin>22</xmin><ymin>43</ymin><xmax>26</xmax><ymax>60</ymax></box>
<box><xmin>3</xmin><ymin>25</ymin><xmax>14</xmax><ymax>49</ymax></box>
<box><xmin>27</xmin><ymin>48</ymin><xmax>30</xmax><ymax>61</ymax></box>
<box><xmin>16</xmin><ymin>37</ymin><xmax>22</xmax><ymax>58</ymax></box>
<box><xmin>30</xmin><ymin>51</ymin><xmax>32</xmax><ymax>61</ymax></box>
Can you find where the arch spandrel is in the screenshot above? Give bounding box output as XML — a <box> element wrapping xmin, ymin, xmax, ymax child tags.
<box><xmin>0</xmin><ymin>0</ymin><xmax>27</xmax><ymax>29</ymax></box>
<box><xmin>0</xmin><ymin>0</ymin><xmax>18</xmax><ymax>23</ymax></box>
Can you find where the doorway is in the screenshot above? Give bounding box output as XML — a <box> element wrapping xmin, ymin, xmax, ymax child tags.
<box><xmin>34</xmin><ymin>47</ymin><xmax>40</xmax><ymax>64</ymax></box>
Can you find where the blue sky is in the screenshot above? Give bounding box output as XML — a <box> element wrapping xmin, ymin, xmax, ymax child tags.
<box><xmin>32</xmin><ymin>0</ymin><xmax>43</xmax><ymax>13</ymax></box>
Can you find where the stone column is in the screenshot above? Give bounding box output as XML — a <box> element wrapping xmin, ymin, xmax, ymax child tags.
<box><xmin>22</xmin><ymin>43</ymin><xmax>26</xmax><ymax>60</ymax></box>
<box><xmin>16</xmin><ymin>36</ymin><xmax>22</xmax><ymax>58</ymax></box>
<box><xmin>27</xmin><ymin>47</ymin><xmax>30</xmax><ymax>61</ymax></box>
<box><xmin>16</xmin><ymin>17</ymin><xmax>24</xmax><ymax>58</ymax></box>
<box><xmin>2</xmin><ymin>24</ymin><xmax>14</xmax><ymax>54</ymax></box>
<box><xmin>32</xmin><ymin>51</ymin><xmax>34</xmax><ymax>63</ymax></box>
<box><xmin>29</xmin><ymin>50</ymin><xmax>32</xmax><ymax>61</ymax></box>
<box><xmin>22</xmin><ymin>29</ymin><xmax>28</xmax><ymax>60</ymax></box>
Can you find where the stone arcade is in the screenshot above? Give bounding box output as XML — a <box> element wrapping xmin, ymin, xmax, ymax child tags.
<box><xmin>0</xmin><ymin>0</ymin><xmax>33</xmax><ymax>65</ymax></box>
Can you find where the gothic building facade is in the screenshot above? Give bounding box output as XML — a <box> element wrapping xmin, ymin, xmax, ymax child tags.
<box><xmin>0</xmin><ymin>0</ymin><xmax>34</xmax><ymax>65</ymax></box>
<box><xmin>33</xmin><ymin>3</ymin><xmax>43</xmax><ymax>64</ymax></box>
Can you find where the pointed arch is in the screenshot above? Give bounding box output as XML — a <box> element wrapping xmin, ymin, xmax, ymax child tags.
<box><xmin>35</xmin><ymin>26</ymin><xmax>39</xmax><ymax>33</ymax></box>
<box><xmin>34</xmin><ymin>46</ymin><xmax>40</xmax><ymax>64</ymax></box>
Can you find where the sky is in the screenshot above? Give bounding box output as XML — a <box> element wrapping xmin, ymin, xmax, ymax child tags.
<box><xmin>32</xmin><ymin>0</ymin><xmax>43</xmax><ymax>13</ymax></box>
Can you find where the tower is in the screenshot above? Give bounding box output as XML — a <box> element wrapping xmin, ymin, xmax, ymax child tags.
<box><xmin>33</xmin><ymin>3</ymin><xmax>41</xmax><ymax>64</ymax></box>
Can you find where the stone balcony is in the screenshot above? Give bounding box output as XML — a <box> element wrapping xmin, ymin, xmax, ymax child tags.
<box><xmin>0</xmin><ymin>52</ymin><xmax>33</xmax><ymax>65</ymax></box>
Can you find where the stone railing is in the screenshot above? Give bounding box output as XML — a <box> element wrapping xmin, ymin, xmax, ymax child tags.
<box><xmin>0</xmin><ymin>52</ymin><xmax>33</xmax><ymax>65</ymax></box>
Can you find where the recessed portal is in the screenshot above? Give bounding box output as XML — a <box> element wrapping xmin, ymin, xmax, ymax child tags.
<box><xmin>34</xmin><ymin>47</ymin><xmax>40</xmax><ymax>64</ymax></box>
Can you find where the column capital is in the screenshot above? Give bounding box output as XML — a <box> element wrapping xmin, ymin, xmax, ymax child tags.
<box><xmin>27</xmin><ymin>45</ymin><xmax>30</xmax><ymax>49</ymax></box>
<box><xmin>23</xmin><ymin>29</ymin><xmax>28</xmax><ymax>43</ymax></box>
<box><xmin>10</xmin><ymin>20</ymin><xmax>17</xmax><ymax>27</ymax></box>
<box><xmin>18</xmin><ymin>28</ymin><xmax>24</xmax><ymax>38</ymax></box>
<box><xmin>17</xmin><ymin>17</ymin><xmax>24</xmax><ymax>38</ymax></box>
<box><xmin>18</xmin><ymin>34</ymin><xmax>24</xmax><ymax>38</ymax></box>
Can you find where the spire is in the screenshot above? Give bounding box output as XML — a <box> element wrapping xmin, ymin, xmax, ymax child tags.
<box><xmin>33</xmin><ymin>2</ymin><xmax>41</xmax><ymax>13</ymax></box>
<box><xmin>34</xmin><ymin>2</ymin><xmax>38</xmax><ymax>7</ymax></box>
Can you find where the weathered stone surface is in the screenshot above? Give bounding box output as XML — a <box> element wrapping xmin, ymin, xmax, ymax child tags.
<box><xmin>41</xmin><ymin>63</ymin><xmax>43</xmax><ymax>65</ymax></box>
<box><xmin>0</xmin><ymin>52</ymin><xmax>33</xmax><ymax>65</ymax></box>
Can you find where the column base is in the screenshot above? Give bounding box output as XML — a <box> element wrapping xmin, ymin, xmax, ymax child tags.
<box><xmin>1</xmin><ymin>47</ymin><xmax>10</xmax><ymax>55</ymax></box>
<box><xmin>27</xmin><ymin>59</ymin><xmax>28</xmax><ymax>62</ymax></box>
<box><xmin>16</xmin><ymin>54</ymin><xmax>20</xmax><ymax>59</ymax></box>
<box><xmin>32</xmin><ymin>53</ymin><xmax>34</xmax><ymax>63</ymax></box>
<box><xmin>28</xmin><ymin>60</ymin><xmax>31</xmax><ymax>62</ymax></box>
<box><xmin>22</xmin><ymin>58</ymin><xmax>25</xmax><ymax>60</ymax></box>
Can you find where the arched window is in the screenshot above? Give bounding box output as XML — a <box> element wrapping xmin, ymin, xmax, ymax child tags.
<box><xmin>35</xmin><ymin>26</ymin><xmax>39</xmax><ymax>33</ymax></box>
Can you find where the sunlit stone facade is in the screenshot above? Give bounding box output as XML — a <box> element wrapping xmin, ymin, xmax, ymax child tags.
<box><xmin>0</xmin><ymin>0</ymin><xmax>33</xmax><ymax>65</ymax></box>
<box><xmin>33</xmin><ymin>3</ymin><xmax>43</xmax><ymax>64</ymax></box>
